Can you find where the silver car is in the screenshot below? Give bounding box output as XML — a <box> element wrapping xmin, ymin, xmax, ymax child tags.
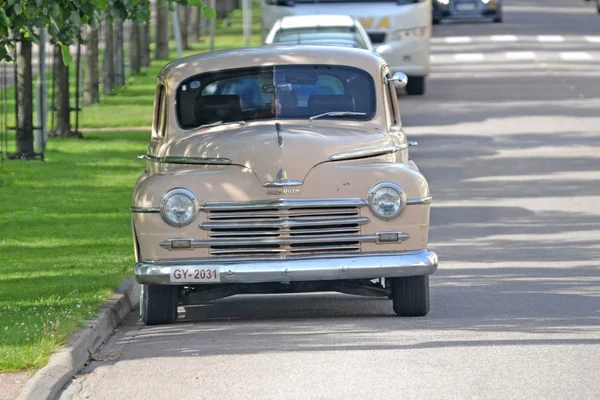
<box><xmin>432</xmin><ymin>0</ymin><xmax>503</xmax><ymax>24</ymax></box>
<box><xmin>265</xmin><ymin>15</ymin><xmax>373</xmax><ymax>50</ymax></box>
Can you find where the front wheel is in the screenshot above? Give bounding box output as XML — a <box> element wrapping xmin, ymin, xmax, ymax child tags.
<box><xmin>493</xmin><ymin>13</ymin><xmax>503</xmax><ymax>23</ymax></box>
<box><xmin>141</xmin><ymin>284</ymin><xmax>179</xmax><ymax>325</ymax></box>
<box><xmin>405</xmin><ymin>76</ymin><xmax>426</xmax><ymax>95</ymax></box>
<box><xmin>390</xmin><ymin>275</ymin><xmax>430</xmax><ymax>317</ymax></box>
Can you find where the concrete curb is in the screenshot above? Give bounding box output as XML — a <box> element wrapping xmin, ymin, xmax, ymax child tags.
<box><xmin>16</xmin><ymin>278</ymin><xmax>140</xmax><ymax>400</ymax></box>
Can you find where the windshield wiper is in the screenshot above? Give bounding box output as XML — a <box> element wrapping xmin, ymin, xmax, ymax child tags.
<box><xmin>309</xmin><ymin>111</ymin><xmax>367</xmax><ymax>120</ymax></box>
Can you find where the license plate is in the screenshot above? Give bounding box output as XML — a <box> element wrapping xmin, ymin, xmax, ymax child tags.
<box><xmin>170</xmin><ymin>268</ymin><xmax>220</xmax><ymax>283</ymax></box>
<box><xmin>456</xmin><ymin>3</ymin><xmax>477</xmax><ymax>11</ymax></box>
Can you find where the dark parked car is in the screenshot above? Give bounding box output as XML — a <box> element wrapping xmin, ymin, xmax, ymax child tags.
<box><xmin>432</xmin><ymin>0</ymin><xmax>503</xmax><ymax>24</ymax></box>
<box><xmin>585</xmin><ymin>0</ymin><xmax>600</xmax><ymax>14</ymax></box>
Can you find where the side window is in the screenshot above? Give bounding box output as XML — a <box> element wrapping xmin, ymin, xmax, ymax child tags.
<box><xmin>153</xmin><ymin>83</ymin><xmax>167</xmax><ymax>138</ymax></box>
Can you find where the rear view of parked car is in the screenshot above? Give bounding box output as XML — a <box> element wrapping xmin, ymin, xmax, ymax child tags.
<box><xmin>265</xmin><ymin>15</ymin><xmax>373</xmax><ymax>50</ymax></box>
<box><xmin>262</xmin><ymin>0</ymin><xmax>432</xmax><ymax>95</ymax></box>
<box><xmin>432</xmin><ymin>0</ymin><xmax>503</xmax><ymax>24</ymax></box>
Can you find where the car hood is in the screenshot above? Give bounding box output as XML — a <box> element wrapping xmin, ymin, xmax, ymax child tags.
<box><xmin>161</xmin><ymin>120</ymin><xmax>391</xmax><ymax>185</ymax></box>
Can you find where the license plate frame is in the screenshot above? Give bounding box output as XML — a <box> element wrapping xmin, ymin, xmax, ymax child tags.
<box><xmin>170</xmin><ymin>268</ymin><xmax>221</xmax><ymax>283</ymax></box>
<box><xmin>456</xmin><ymin>2</ymin><xmax>477</xmax><ymax>12</ymax></box>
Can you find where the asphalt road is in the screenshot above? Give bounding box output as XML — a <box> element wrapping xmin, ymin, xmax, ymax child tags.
<box><xmin>60</xmin><ymin>0</ymin><xmax>600</xmax><ymax>398</ymax></box>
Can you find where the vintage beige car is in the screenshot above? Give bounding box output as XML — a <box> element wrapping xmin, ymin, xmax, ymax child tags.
<box><xmin>131</xmin><ymin>45</ymin><xmax>438</xmax><ymax>325</ymax></box>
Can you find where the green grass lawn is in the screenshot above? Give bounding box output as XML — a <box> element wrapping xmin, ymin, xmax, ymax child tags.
<box><xmin>0</xmin><ymin>2</ymin><xmax>262</xmax><ymax>372</ymax></box>
<box><xmin>0</xmin><ymin>131</ymin><xmax>146</xmax><ymax>371</ymax></box>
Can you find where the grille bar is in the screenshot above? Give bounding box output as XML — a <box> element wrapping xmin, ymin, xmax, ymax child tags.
<box><xmin>210</xmin><ymin>245</ymin><xmax>361</xmax><ymax>256</ymax></box>
<box><xmin>209</xmin><ymin>227</ymin><xmax>360</xmax><ymax>238</ymax></box>
<box><xmin>200</xmin><ymin>217</ymin><xmax>369</xmax><ymax>231</ymax></box>
<box><xmin>200</xmin><ymin>198</ymin><xmax>371</xmax><ymax>257</ymax></box>
<box><xmin>207</xmin><ymin>210</ymin><xmax>359</xmax><ymax>220</ymax></box>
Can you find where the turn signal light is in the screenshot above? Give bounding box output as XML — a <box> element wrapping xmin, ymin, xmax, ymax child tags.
<box><xmin>171</xmin><ymin>239</ymin><xmax>192</xmax><ymax>249</ymax></box>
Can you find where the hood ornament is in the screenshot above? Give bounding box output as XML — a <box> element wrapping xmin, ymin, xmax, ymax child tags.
<box><xmin>264</xmin><ymin>168</ymin><xmax>303</xmax><ymax>194</ymax></box>
<box><xmin>276</xmin><ymin>168</ymin><xmax>288</xmax><ymax>182</ymax></box>
<box><xmin>276</xmin><ymin>123</ymin><xmax>284</xmax><ymax>148</ymax></box>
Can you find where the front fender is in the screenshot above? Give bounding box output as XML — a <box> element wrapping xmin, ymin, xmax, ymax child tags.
<box><xmin>302</xmin><ymin>159</ymin><xmax>432</xmax><ymax>251</ymax></box>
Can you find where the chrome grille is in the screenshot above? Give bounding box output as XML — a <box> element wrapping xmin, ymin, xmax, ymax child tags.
<box><xmin>200</xmin><ymin>199</ymin><xmax>370</xmax><ymax>256</ymax></box>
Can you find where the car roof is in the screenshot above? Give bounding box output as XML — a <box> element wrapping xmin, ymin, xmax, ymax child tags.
<box><xmin>160</xmin><ymin>46</ymin><xmax>385</xmax><ymax>88</ymax></box>
<box><xmin>279</xmin><ymin>15</ymin><xmax>356</xmax><ymax>29</ymax></box>
<box><xmin>275</xmin><ymin>39</ymin><xmax>364</xmax><ymax>48</ymax></box>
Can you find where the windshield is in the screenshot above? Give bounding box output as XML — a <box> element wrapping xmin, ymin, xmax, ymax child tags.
<box><xmin>273</xmin><ymin>28</ymin><xmax>369</xmax><ymax>49</ymax></box>
<box><xmin>176</xmin><ymin>65</ymin><xmax>375</xmax><ymax>129</ymax></box>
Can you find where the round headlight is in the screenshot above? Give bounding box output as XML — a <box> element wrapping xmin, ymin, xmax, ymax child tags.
<box><xmin>160</xmin><ymin>188</ymin><xmax>198</xmax><ymax>227</ymax></box>
<box><xmin>367</xmin><ymin>182</ymin><xmax>407</xmax><ymax>220</ymax></box>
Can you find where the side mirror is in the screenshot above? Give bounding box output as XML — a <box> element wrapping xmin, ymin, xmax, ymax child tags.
<box><xmin>384</xmin><ymin>72</ymin><xmax>408</xmax><ymax>89</ymax></box>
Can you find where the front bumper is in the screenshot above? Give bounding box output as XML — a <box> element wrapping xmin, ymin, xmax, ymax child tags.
<box><xmin>135</xmin><ymin>250</ymin><xmax>438</xmax><ymax>285</ymax></box>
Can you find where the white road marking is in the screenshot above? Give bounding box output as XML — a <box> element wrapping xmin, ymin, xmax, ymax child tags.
<box><xmin>559</xmin><ymin>52</ymin><xmax>592</xmax><ymax>61</ymax></box>
<box><xmin>584</xmin><ymin>36</ymin><xmax>600</xmax><ymax>43</ymax></box>
<box><xmin>505</xmin><ymin>51</ymin><xmax>537</xmax><ymax>60</ymax></box>
<box><xmin>445</xmin><ymin>36</ymin><xmax>472</xmax><ymax>44</ymax></box>
<box><xmin>492</xmin><ymin>35</ymin><xmax>518</xmax><ymax>42</ymax></box>
<box><xmin>454</xmin><ymin>53</ymin><xmax>485</xmax><ymax>62</ymax></box>
<box><xmin>537</xmin><ymin>35</ymin><xmax>565</xmax><ymax>42</ymax></box>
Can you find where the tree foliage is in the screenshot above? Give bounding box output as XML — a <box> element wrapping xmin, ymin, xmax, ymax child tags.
<box><xmin>0</xmin><ymin>0</ymin><xmax>216</xmax><ymax>63</ymax></box>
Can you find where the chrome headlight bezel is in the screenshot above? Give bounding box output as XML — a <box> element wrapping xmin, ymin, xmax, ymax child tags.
<box><xmin>367</xmin><ymin>182</ymin><xmax>407</xmax><ymax>221</ymax></box>
<box><xmin>160</xmin><ymin>188</ymin><xmax>198</xmax><ymax>227</ymax></box>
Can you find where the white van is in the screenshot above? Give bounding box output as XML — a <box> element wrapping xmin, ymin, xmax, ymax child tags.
<box><xmin>261</xmin><ymin>0</ymin><xmax>432</xmax><ymax>95</ymax></box>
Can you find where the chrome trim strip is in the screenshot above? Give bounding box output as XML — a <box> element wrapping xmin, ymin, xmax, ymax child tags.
<box><xmin>329</xmin><ymin>144</ymin><xmax>407</xmax><ymax>161</ymax></box>
<box><xmin>406</xmin><ymin>196</ymin><xmax>433</xmax><ymax>205</ymax></box>
<box><xmin>161</xmin><ymin>234</ymin><xmax>378</xmax><ymax>249</ymax></box>
<box><xmin>201</xmin><ymin>198</ymin><xmax>368</xmax><ymax>211</ymax></box>
<box><xmin>276</xmin><ymin>122</ymin><xmax>284</xmax><ymax>148</ymax></box>
<box><xmin>200</xmin><ymin>217</ymin><xmax>369</xmax><ymax>230</ymax></box>
<box><xmin>329</xmin><ymin>145</ymin><xmax>396</xmax><ymax>161</ymax></box>
<box><xmin>134</xmin><ymin>250</ymin><xmax>438</xmax><ymax>284</ymax></box>
<box><xmin>142</xmin><ymin>154</ymin><xmax>232</xmax><ymax>165</ymax></box>
<box><xmin>130</xmin><ymin>206</ymin><xmax>161</xmax><ymax>213</ymax></box>
<box><xmin>263</xmin><ymin>180</ymin><xmax>304</xmax><ymax>188</ymax></box>
<box><xmin>133</xmin><ymin>197</ymin><xmax>428</xmax><ymax>214</ymax></box>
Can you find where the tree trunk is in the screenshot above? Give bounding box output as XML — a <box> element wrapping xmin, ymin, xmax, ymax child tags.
<box><xmin>114</xmin><ymin>19</ymin><xmax>125</xmax><ymax>87</ymax></box>
<box><xmin>155</xmin><ymin>3</ymin><xmax>170</xmax><ymax>60</ymax></box>
<box><xmin>55</xmin><ymin>46</ymin><xmax>72</xmax><ymax>137</ymax></box>
<box><xmin>209</xmin><ymin>0</ymin><xmax>216</xmax><ymax>51</ymax></box>
<box><xmin>85</xmin><ymin>27</ymin><xmax>100</xmax><ymax>105</ymax></box>
<box><xmin>193</xmin><ymin>5</ymin><xmax>203</xmax><ymax>42</ymax></box>
<box><xmin>103</xmin><ymin>23</ymin><xmax>115</xmax><ymax>94</ymax></box>
<box><xmin>130</xmin><ymin>23</ymin><xmax>141</xmax><ymax>74</ymax></box>
<box><xmin>178</xmin><ymin>5</ymin><xmax>190</xmax><ymax>50</ymax></box>
<box><xmin>15</xmin><ymin>38</ymin><xmax>34</xmax><ymax>157</ymax></box>
<box><xmin>142</xmin><ymin>21</ymin><xmax>150</xmax><ymax>67</ymax></box>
